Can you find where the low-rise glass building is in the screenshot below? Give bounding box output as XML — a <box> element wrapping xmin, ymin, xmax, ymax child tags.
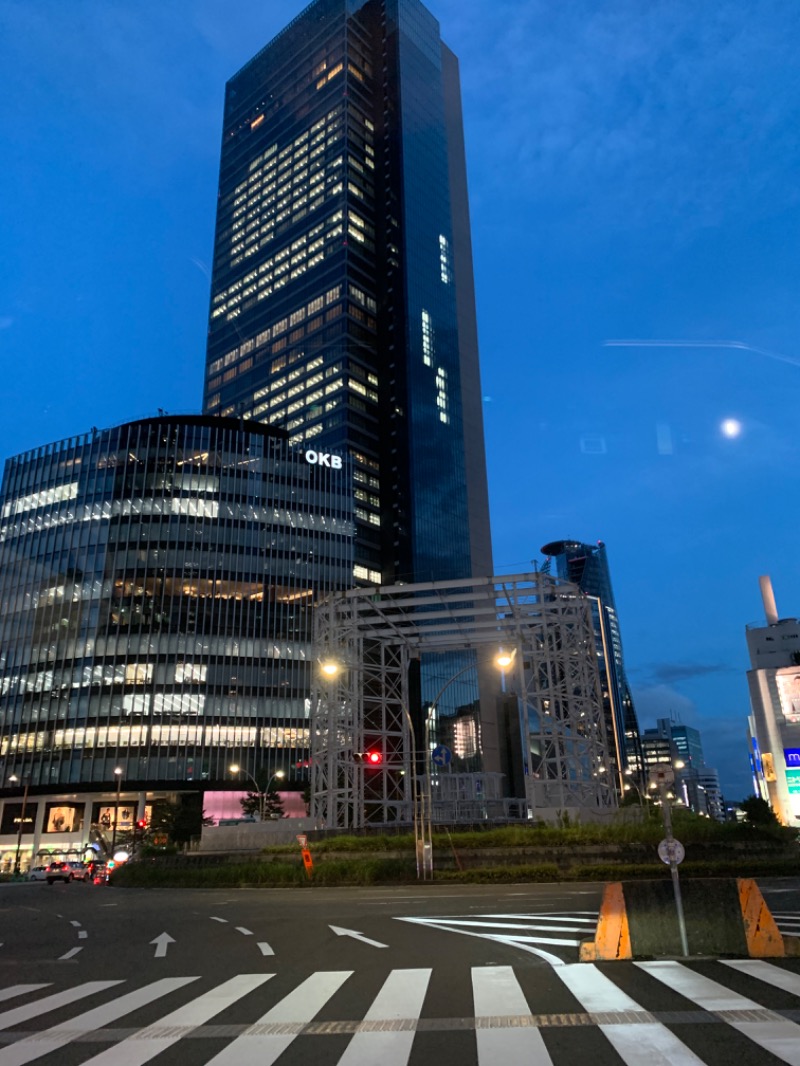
<box><xmin>0</xmin><ymin>415</ymin><xmax>352</xmax><ymax>869</ymax></box>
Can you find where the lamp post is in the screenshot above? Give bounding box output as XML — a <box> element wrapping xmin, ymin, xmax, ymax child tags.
<box><xmin>230</xmin><ymin>765</ymin><xmax>284</xmax><ymax>820</ymax></box>
<box><xmin>8</xmin><ymin>774</ymin><xmax>30</xmax><ymax>876</ymax></box>
<box><xmin>110</xmin><ymin>767</ymin><xmax>123</xmax><ymax>857</ymax></box>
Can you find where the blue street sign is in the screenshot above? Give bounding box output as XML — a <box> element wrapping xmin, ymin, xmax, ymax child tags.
<box><xmin>431</xmin><ymin>744</ymin><xmax>452</xmax><ymax>767</ymax></box>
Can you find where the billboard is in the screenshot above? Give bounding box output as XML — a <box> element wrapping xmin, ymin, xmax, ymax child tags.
<box><xmin>777</xmin><ymin>671</ymin><xmax>800</xmax><ymax>724</ymax></box>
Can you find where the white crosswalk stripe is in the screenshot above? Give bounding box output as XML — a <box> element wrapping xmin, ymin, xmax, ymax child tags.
<box><xmin>637</xmin><ymin>960</ymin><xmax>800</xmax><ymax>1066</ymax></box>
<box><xmin>0</xmin><ymin>978</ymin><xmax>197</xmax><ymax>1066</ymax></box>
<box><xmin>0</xmin><ymin>959</ymin><xmax>799</xmax><ymax>1066</ymax></box>
<box><xmin>473</xmin><ymin>965</ymin><xmax>553</xmax><ymax>1065</ymax></box>
<box><xmin>204</xmin><ymin>970</ymin><xmax>352</xmax><ymax>1066</ymax></box>
<box><xmin>557</xmin><ymin>963</ymin><xmax>705</xmax><ymax>1065</ymax></box>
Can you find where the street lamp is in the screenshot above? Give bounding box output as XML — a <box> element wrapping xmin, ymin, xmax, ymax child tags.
<box><xmin>8</xmin><ymin>774</ymin><xmax>30</xmax><ymax>876</ymax></box>
<box><xmin>110</xmin><ymin>767</ymin><xmax>123</xmax><ymax>857</ymax></box>
<box><xmin>230</xmin><ymin>765</ymin><xmax>285</xmax><ymax>820</ymax></box>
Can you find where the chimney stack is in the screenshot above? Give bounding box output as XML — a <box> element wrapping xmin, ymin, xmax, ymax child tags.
<box><xmin>759</xmin><ymin>575</ymin><xmax>779</xmax><ymax>625</ymax></box>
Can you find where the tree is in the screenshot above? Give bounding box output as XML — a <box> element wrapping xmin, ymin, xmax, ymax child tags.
<box><xmin>740</xmin><ymin>794</ymin><xmax>780</xmax><ymax>826</ymax></box>
<box><xmin>150</xmin><ymin>796</ymin><xmax>214</xmax><ymax>845</ymax></box>
<box><xmin>239</xmin><ymin>788</ymin><xmax>285</xmax><ymax>820</ymax></box>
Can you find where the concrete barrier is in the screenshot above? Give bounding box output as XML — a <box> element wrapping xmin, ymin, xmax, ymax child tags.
<box><xmin>581</xmin><ymin>877</ymin><xmax>793</xmax><ymax>960</ymax></box>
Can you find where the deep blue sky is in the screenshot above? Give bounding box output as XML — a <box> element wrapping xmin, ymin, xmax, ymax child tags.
<box><xmin>2</xmin><ymin>1</ymin><xmax>799</xmax><ymax>798</ymax></box>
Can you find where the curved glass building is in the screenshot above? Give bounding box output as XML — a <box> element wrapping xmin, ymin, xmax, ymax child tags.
<box><xmin>0</xmin><ymin>415</ymin><xmax>352</xmax><ymax>867</ymax></box>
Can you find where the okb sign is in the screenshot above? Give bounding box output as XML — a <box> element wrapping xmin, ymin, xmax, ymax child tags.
<box><xmin>304</xmin><ymin>449</ymin><xmax>342</xmax><ymax>470</ymax></box>
<box><xmin>784</xmin><ymin>748</ymin><xmax>800</xmax><ymax>767</ymax></box>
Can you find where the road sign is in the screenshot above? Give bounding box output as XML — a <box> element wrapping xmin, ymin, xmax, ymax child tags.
<box><xmin>301</xmin><ymin>848</ymin><xmax>314</xmax><ymax>878</ymax></box>
<box><xmin>658</xmin><ymin>838</ymin><xmax>685</xmax><ymax>865</ymax></box>
<box><xmin>649</xmin><ymin>762</ymin><xmax>675</xmax><ymax>788</ymax></box>
<box><xmin>296</xmin><ymin>834</ymin><xmax>308</xmax><ymax>848</ymax></box>
<box><xmin>431</xmin><ymin>744</ymin><xmax>451</xmax><ymax>767</ymax></box>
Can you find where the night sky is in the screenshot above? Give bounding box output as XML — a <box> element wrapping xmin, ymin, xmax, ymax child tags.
<box><xmin>2</xmin><ymin>1</ymin><xmax>799</xmax><ymax>799</ymax></box>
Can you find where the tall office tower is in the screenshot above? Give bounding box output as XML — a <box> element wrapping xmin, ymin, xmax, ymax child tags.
<box><xmin>746</xmin><ymin>576</ymin><xmax>800</xmax><ymax>826</ymax></box>
<box><xmin>541</xmin><ymin>539</ymin><xmax>643</xmax><ymax>792</ymax></box>
<box><xmin>203</xmin><ymin>0</ymin><xmax>493</xmax><ymax>591</ymax></box>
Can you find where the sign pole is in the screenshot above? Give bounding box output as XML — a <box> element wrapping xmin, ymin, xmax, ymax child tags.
<box><xmin>653</xmin><ymin>767</ymin><xmax>689</xmax><ymax>956</ymax></box>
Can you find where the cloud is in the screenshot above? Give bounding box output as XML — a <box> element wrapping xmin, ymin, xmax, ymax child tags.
<box><xmin>630</xmin><ymin>682</ymin><xmax>697</xmax><ymax>725</ymax></box>
<box><xmin>439</xmin><ymin>0</ymin><xmax>800</xmax><ymax>234</ymax></box>
<box><xmin>643</xmin><ymin>661</ymin><xmax>733</xmax><ymax>685</ymax></box>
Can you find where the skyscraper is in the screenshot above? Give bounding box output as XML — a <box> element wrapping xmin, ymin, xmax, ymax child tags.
<box><xmin>203</xmin><ymin>0</ymin><xmax>492</xmax><ymax>589</ymax></box>
<box><xmin>541</xmin><ymin>539</ymin><xmax>642</xmax><ymax>791</ymax></box>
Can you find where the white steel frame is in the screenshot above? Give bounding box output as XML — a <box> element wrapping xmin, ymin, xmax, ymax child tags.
<box><xmin>310</xmin><ymin>572</ymin><xmax>615</xmax><ymax>828</ymax></box>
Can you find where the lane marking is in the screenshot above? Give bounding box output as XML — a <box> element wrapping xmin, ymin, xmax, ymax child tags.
<box><xmin>235</xmin><ymin>927</ymin><xmax>253</xmax><ymax>936</ymax></box>
<box><xmin>78</xmin><ymin>931</ymin><xmax>88</xmax><ymax>939</ymax></box>
<box><xmin>0</xmin><ymin>978</ymin><xmax>197</xmax><ymax>1066</ymax></box>
<box><xmin>257</xmin><ymin>943</ymin><xmax>274</xmax><ymax>956</ymax></box>
<box><xmin>473</xmin><ymin>966</ymin><xmax>553</xmax><ymax>1064</ymax></box>
<box><xmin>210</xmin><ymin>917</ymin><xmax>228</xmax><ymax>923</ymax></box>
<box><xmin>338</xmin><ymin>969</ymin><xmax>432</xmax><ymax>1066</ymax></box>
<box><xmin>78</xmin><ymin>974</ymin><xmax>272</xmax><ymax>1066</ymax></box>
<box><xmin>638</xmin><ymin>960</ymin><xmax>800</xmax><ymax>1064</ymax></box>
<box><xmin>70</xmin><ymin>921</ymin><xmax>82</xmax><ymax>928</ymax></box>
<box><xmin>204</xmin><ymin>971</ymin><xmax>352</xmax><ymax>1066</ymax></box>
<box><xmin>60</xmin><ymin>948</ymin><xmax>83</xmax><ymax>960</ymax></box>
<box><xmin>557</xmin><ymin>964</ymin><xmax>704</xmax><ymax>1065</ymax></box>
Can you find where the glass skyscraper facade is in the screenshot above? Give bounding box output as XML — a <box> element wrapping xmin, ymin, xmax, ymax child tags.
<box><xmin>541</xmin><ymin>539</ymin><xmax>643</xmax><ymax>791</ymax></box>
<box><xmin>203</xmin><ymin>0</ymin><xmax>492</xmax><ymax>589</ymax></box>
<box><xmin>0</xmin><ymin>416</ymin><xmax>353</xmax><ymax>798</ymax></box>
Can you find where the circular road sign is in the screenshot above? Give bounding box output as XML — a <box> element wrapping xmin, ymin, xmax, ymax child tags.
<box><xmin>657</xmin><ymin>838</ymin><xmax>685</xmax><ymax>865</ymax></box>
<box><xmin>431</xmin><ymin>744</ymin><xmax>452</xmax><ymax>767</ymax></box>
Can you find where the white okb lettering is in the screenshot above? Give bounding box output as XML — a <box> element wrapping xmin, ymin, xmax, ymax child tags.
<box><xmin>304</xmin><ymin>449</ymin><xmax>342</xmax><ymax>470</ymax></box>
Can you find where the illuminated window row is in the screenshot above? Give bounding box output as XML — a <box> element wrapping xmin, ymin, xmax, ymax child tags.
<box><xmin>2</xmin><ymin>482</ymin><xmax>79</xmax><ymax>519</ymax></box>
<box><xmin>0</xmin><ymin>498</ymin><xmax>354</xmax><ymax>545</ymax></box>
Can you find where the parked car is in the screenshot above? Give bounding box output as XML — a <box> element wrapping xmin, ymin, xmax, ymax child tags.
<box><xmin>45</xmin><ymin>861</ymin><xmax>73</xmax><ymax>884</ymax></box>
<box><xmin>28</xmin><ymin>866</ymin><xmax>48</xmax><ymax>881</ymax></box>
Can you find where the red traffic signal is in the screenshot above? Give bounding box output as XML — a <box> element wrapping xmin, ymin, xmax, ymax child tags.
<box><xmin>366</xmin><ymin>751</ymin><xmax>382</xmax><ymax>765</ymax></box>
<box><xmin>136</xmin><ymin>818</ymin><xmax>147</xmax><ymax>830</ymax></box>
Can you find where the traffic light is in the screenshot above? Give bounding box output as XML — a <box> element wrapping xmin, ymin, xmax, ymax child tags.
<box><xmin>366</xmin><ymin>751</ymin><xmax>382</xmax><ymax>766</ymax></box>
<box><xmin>136</xmin><ymin>818</ymin><xmax>147</xmax><ymax>831</ymax></box>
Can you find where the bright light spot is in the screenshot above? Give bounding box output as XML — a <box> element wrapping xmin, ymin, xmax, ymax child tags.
<box><xmin>320</xmin><ymin>661</ymin><xmax>339</xmax><ymax>677</ymax></box>
<box><xmin>721</xmin><ymin>418</ymin><xmax>742</xmax><ymax>438</ymax></box>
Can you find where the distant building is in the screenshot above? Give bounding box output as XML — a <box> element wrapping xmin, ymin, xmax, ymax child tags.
<box><xmin>0</xmin><ymin>415</ymin><xmax>353</xmax><ymax>871</ymax></box>
<box><xmin>541</xmin><ymin>539</ymin><xmax>642</xmax><ymax>794</ymax></box>
<box><xmin>641</xmin><ymin>717</ymin><xmax>724</xmax><ymax>820</ymax></box>
<box><xmin>746</xmin><ymin>576</ymin><xmax>800</xmax><ymax>826</ymax></box>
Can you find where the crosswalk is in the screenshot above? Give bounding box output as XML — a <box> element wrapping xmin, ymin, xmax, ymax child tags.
<box><xmin>396</xmin><ymin>909</ymin><xmax>598</xmax><ymax>964</ymax></box>
<box><xmin>1</xmin><ymin>959</ymin><xmax>800</xmax><ymax>1066</ymax></box>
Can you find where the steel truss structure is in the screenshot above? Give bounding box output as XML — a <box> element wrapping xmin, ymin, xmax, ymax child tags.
<box><xmin>310</xmin><ymin>572</ymin><xmax>615</xmax><ymax>828</ymax></box>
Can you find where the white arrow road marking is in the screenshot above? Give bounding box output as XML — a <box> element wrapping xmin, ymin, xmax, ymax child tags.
<box><xmin>235</xmin><ymin>927</ymin><xmax>253</xmax><ymax>936</ymax></box>
<box><xmin>0</xmin><ymin>978</ymin><xmax>196</xmax><ymax>1066</ymax></box>
<box><xmin>257</xmin><ymin>943</ymin><xmax>275</xmax><ymax>956</ymax></box>
<box><xmin>59</xmin><ymin>948</ymin><xmax>83</xmax><ymax>960</ymax></box>
<box><xmin>150</xmin><ymin>933</ymin><xmax>175</xmax><ymax>958</ymax></box>
<box><xmin>329</xmin><ymin>925</ymin><xmax>388</xmax><ymax>949</ymax></box>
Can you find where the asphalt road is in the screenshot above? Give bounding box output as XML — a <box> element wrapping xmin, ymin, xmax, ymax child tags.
<box><xmin>1</xmin><ymin>877</ymin><xmax>799</xmax><ymax>1065</ymax></box>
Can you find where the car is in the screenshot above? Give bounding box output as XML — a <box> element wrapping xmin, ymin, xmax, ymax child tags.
<box><xmin>28</xmin><ymin>866</ymin><xmax>48</xmax><ymax>881</ymax></box>
<box><xmin>45</xmin><ymin>861</ymin><xmax>73</xmax><ymax>884</ymax></box>
<box><xmin>67</xmin><ymin>861</ymin><xmax>90</xmax><ymax>882</ymax></box>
